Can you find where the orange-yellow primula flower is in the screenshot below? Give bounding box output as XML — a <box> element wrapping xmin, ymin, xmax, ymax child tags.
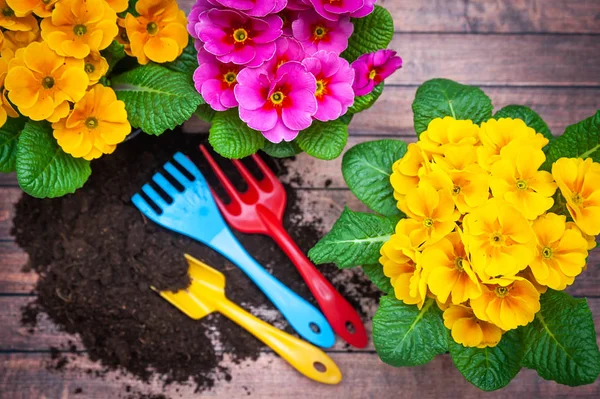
<box><xmin>421</xmin><ymin>231</ymin><xmax>482</xmax><ymax>305</ymax></box>
<box><xmin>552</xmin><ymin>157</ymin><xmax>600</xmax><ymax>236</ymax></box>
<box><xmin>470</xmin><ymin>277</ymin><xmax>540</xmax><ymax>331</ymax></box>
<box><xmin>2</xmin><ymin>22</ymin><xmax>41</xmax><ymax>51</ymax></box>
<box><xmin>5</xmin><ymin>42</ymin><xmax>88</xmax><ymax>121</ymax></box>
<box><xmin>399</xmin><ymin>182</ymin><xmax>460</xmax><ymax>247</ymax></box>
<box><xmin>125</xmin><ymin>0</ymin><xmax>188</xmax><ymax>64</ymax></box>
<box><xmin>443</xmin><ymin>304</ymin><xmax>502</xmax><ymax>348</ymax></box>
<box><xmin>106</xmin><ymin>0</ymin><xmax>129</xmax><ymax>13</ymax></box>
<box><xmin>463</xmin><ymin>198</ymin><xmax>535</xmax><ymax>279</ymax></box>
<box><xmin>53</xmin><ymin>84</ymin><xmax>130</xmax><ymax>161</ymax></box>
<box><xmin>566</xmin><ymin>221</ymin><xmax>596</xmax><ymax>251</ymax></box>
<box><xmin>390</xmin><ymin>143</ymin><xmax>429</xmax><ymax>207</ymax></box>
<box><xmin>116</xmin><ymin>18</ymin><xmax>133</xmax><ymax>56</ymax></box>
<box><xmin>0</xmin><ymin>49</ymin><xmax>18</xmax><ymax>127</ymax></box>
<box><xmin>83</xmin><ymin>51</ymin><xmax>109</xmax><ymax>85</ymax></box>
<box><xmin>478</xmin><ymin>118</ymin><xmax>549</xmax><ymax>171</ymax></box>
<box><xmin>418</xmin><ymin>117</ymin><xmax>480</xmax><ymax>157</ymax></box>
<box><xmin>0</xmin><ymin>0</ymin><xmax>38</xmax><ymax>31</ymax></box>
<box><xmin>6</xmin><ymin>0</ymin><xmax>59</xmax><ymax>18</ymax></box>
<box><xmin>490</xmin><ymin>145</ymin><xmax>557</xmax><ymax>220</ymax></box>
<box><xmin>530</xmin><ymin>213</ymin><xmax>589</xmax><ymax>290</ymax></box>
<box><xmin>41</xmin><ymin>0</ymin><xmax>118</xmax><ymax>59</ymax></box>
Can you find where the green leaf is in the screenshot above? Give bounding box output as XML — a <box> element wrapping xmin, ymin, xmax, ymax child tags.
<box><xmin>308</xmin><ymin>207</ymin><xmax>395</xmax><ymax>268</ymax></box>
<box><xmin>262</xmin><ymin>140</ymin><xmax>302</xmax><ymax>158</ymax></box>
<box><xmin>15</xmin><ymin>122</ymin><xmax>90</xmax><ymax>198</ymax></box>
<box><xmin>112</xmin><ymin>64</ymin><xmax>204</xmax><ymax>135</ymax></box>
<box><xmin>450</xmin><ymin>329</ymin><xmax>524</xmax><ymax>391</ymax></box>
<box><xmin>362</xmin><ymin>264</ymin><xmax>393</xmax><ymax>294</ymax></box>
<box><xmin>101</xmin><ymin>40</ymin><xmax>126</xmax><ymax>74</ymax></box>
<box><xmin>412</xmin><ymin>78</ymin><xmax>493</xmax><ymax>135</ymax></box>
<box><xmin>347</xmin><ymin>83</ymin><xmax>384</xmax><ymax>114</ymax></box>
<box><xmin>494</xmin><ymin>105</ymin><xmax>552</xmax><ymax>142</ymax></box>
<box><xmin>339</xmin><ymin>113</ymin><xmax>354</xmax><ymax>125</ymax></box>
<box><xmin>296</xmin><ymin>119</ymin><xmax>348</xmax><ymax>160</ymax></box>
<box><xmin>119</xmin><ymin>0</ymin><xmax>139</xmax><ymax>17</ymax></box>
<box><xmin>0</xmin><ymin>117</ymin><xmax>26</xmax><ymax>172</ymax></box>
<box><xmin>341</xmin><ymin>5</ymin><xmax>394</xmax><ymax>63</ymax></box>
<box><xmin>195</xmin><ymin>104</ymin><xmax>216</xmax><ymax>123</ymax></box>
<box><xmin>209</xmin><ymin>109</ymin><xmax>265</xmax><ymax>159</ymax></box>
<box><xmin>163</xmin><ymin>39</ymin><xmax>197</xmax><ymax>75</ymax></box>
<box><xmin>373</xmin><ymin>296</ymin><xmax>448</xmax><ymax>366</ymax></box>
<box><xmin>342</xmin><ymin>139</ymin><xmax>407</xmax><ymax>217</ymax></box>
<box><xmin>545</xmin><ymin>110</ymin><xmax>600</xmax><ymax>165</ymax></box>
<box><xmin>521</xmin><ymin>289</ymin><xmax>600</xmax><ymax>386</ymax></box>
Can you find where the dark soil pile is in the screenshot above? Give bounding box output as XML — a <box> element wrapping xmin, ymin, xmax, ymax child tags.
<box><xmin>12</xmin><ymin>129</ymin><xmax>380</xmax><ymax>396</ymax></box>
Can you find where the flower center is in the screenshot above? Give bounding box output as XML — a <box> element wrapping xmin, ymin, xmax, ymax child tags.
<box><xmin>223</xmin><ymin>71</ymin><xmax>237</xmax><ymax>85</ymax></box>
<box><xmin>313</xmin><ymin>25</ymin><xmax>327</xmax><ymax>40</ymax></box>
<box><xmin>146</xmin><ymin>22</ymin><xmax>158</xmax><ymax>35</ymax></box>
<box><xmin>73</xmin><ymin>24</ymin><xmax>87</xmax><ymax>36</ymax></box>
<box><xmin>270</xmin><ymin>91</ymin><xmax>285</xmax><ymax>105</ymax></box>
<box><xmin>85</xmin><ymin>117</ymin><xmax>98</xmax><ymax>129</ymax></box>
<box><xmin>452</xmin><ymin>185</ymin><xmax>461</xmax><ymax>195</ymax></box>
<box><xmin>233</xmin><ymin>28</ymin><xmax>248</xmax><ymax>43</ymax></box>
<box><xmin>455</xmin><ymin>257</ymin><xmax>465</xmax><ymax>271</ymax></box>
<box><xmin>84</xmin><ymin>63</ymin><xmax>95</xmax><ymax>74</ymax></box>
<box><xmin>316</xmin><ymin>80</ymin><xmax>327</xmax><ymax>97</ymax></box>
<box><xmin>42</xmin><ymin>76</ymin><xmax>55</xmax><ymax>89</ymax></box>
<box><xmin>516</xmin><ymin>179</ymin><xmax>528</xmax><ymax>190</ymax></box>
<box><xmin>2</xmin><ymin>7</ymin><xmax>14</xmax><ymax>17</ymax></box>
<box><xmin>542</xmin><ymin>246</ymin><xmax>553</xmax><ymax>259</ymax></box>
<box><xmin>369</xmin><ymin>69</ymin><xmax>377</xmax><ymax>80</ymax></box>
<box><xmin>494</xmin><ymin>286</ymin><xmax>509</xmax><ymax>298</ymax></box>
<box><xmin>572</xmin><ymin>192</ymin><xmax>584</xmax><ymax>206</ymax></box>
<box><xmin>490</xmin><ymin>232</ymin><xmax>504</xmax><ymax>246</ymax></box>
<box><xmin>423</xmin><ymin>218</ymin><xmax>434</xmax><ymax>228</ymax></box>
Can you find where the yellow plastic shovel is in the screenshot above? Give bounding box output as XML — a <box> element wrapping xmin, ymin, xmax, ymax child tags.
<box><xmin>156</xmin><ymin>254</ymin><xmax>342</xmax><ymax>385</ymax></box>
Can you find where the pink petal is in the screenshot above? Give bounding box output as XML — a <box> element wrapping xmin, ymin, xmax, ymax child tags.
<box><xmin>201</xmin><ymin>79</ymin><xmax>228</xmax><ymax>111</ymax></box>
<box><xmin>239</xmin><ymin>106</ymin><xmax>279</xmax><ymax>132</ymax></box>
<box><xmin>277</xmin><ymin>61</ymin><xmax>316</xmax><ymax>92</ymax></box>
<box><xmin>314</xmin><ymin>94</ymin><xmax>342</xmax><ymax>122</ymax></box>
<box><xmin>234</xmin><ymin>83</ymin><xmax>267</xmax><ymax>111</ymax></box>
<box><xmin>220</xmin><ymin>88</ymin><xmax>238</xmax><ymax>109</ymax></box>
<box><xmin>218</xmin><ymin>45</ymin><xmax>257</xmax><ymax>65</ymax></box>
<box><xmin>302</xmin><ymin>57</ymin><xmax>322</xmax><ymax>77</ymax></box>
<box><xmin>263</xmin><ymin>118</ymin><xmax>299</xmax><ymax>143</ymax></box>
<box><xmin>252</xmin><ymin>15</ymin><xmax>283</xmax><ymax>44</ymax></box>
<box><xmin>282</xmin><ymin>89</ymin><xmax>317</xmax><ymax>130</ymax></box>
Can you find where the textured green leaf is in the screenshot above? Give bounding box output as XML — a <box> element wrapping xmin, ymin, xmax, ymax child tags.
<box><xmin>412</xmin><ymin>79</ymin><xmax>493</xmax><ymax>134</ymax></box>
<box><xmin>0</xmin><ymin>117</ymin><xmax>26</xmax><ymax>172</ymax></box>
<box><xmin>101</xmin><ymin>40</ymin><xmax>126</xmax><ymax>74</ymax></box>
<box><xmin>373</xmin><ymin>296</ymin><xmax>448</xmax><ymax>366</ymax></box>
<box><xmin>112</xmin><ymin>64</ymin><xmax>204</xmax><ymax>135</ymax></box>
<box><xmin>342</xmin><ymin>139</ymin><xmax>407</xmax><ymax>217</ymax></box>
<box><xmin>347</xmin><ymin>83</ymin><xmax>384</xmax><ymax>114</ymax></box>
<box><xmin>339</xmin><ymin>113</ymin><xmax>354</xmax><ymax>125</ymax></box>
<box><xmin>450</xmin><ymin>329</ymin><xmax>524</xmax><ymax>391</ymax></box>
<box><xmin>296</xmin><ymin>119</ymin><xmax>348</xmax><ymax>160</ymax></box>
<box><xmin>308</xmin><ymin>207</ymin><xmax>395</xmax><ymax>268</ymax></box>
<box><xmin>195</xmin><ymin>104</ymin><xmax>216</xmax><ymax>123</ymax></box>
<box><xmin>15</xmin><ymin>122</ymin><xmax>90</xmax><ymax>198</ymax></box>
<box><xmin>494</xmin><ymin>105</ymin><xmax>552</xmax><ymax>142</ymax></box>
<box><xmin>262</xmin><ymin>140</ymin><xmax>302</xmax><ymax>158</ymax></box>
<box><xmin>209</xmin><ymin>109</ymin><xmax>265</xmax><ymax>159</ymax></box>
<box><xmin>342</xmin><ymin>5</ymin><xmax>394</xmax><ymax>62</ymax></box>
<box><xmin>163</xmin><ymin>39</ymin><xmax>197</xmax><ymax>75</ymax></box>
<box><xmin>522</xmin><ymin>289</ymin><xmax>600</xmax><ymax>386</ymax></box>
<box><xmin>362</xmin><ymin>264</ymin><xmax>393</xmax><ymax>294</ymax></box>
<box><xmin>545</xmin><ymin>111</ymin><xmax>600</xmax><ymax>164</ymax></box>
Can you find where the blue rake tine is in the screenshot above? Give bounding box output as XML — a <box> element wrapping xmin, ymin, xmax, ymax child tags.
<box><xmin>152</xmin><ymin>172</ymin><xmax>179</xmax><ymax>199</ymax></box>
<box><xmin>164</xmin><ymin>162</ymin><xmax>191</xmax><ymax>188</ymax></box>
<box><xmin>141</xmin><ymin>184</ymin><xmax>168</xmax><ymax>209</ymax></box>
<box><xmin>173</xmin><ymin>152</ymin><xmax>203</xmax><ymax>180</ymax></box>
<box><xmin>131</xmin><ymin>193</ymin><xmax>159</xmax><ymax>218</ymax></box>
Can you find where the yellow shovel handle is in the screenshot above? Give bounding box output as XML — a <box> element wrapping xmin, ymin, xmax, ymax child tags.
<box><xmin>217</xmin><ymin>299</ymin><xmax>342</xmax><ymax>385</ymax></box>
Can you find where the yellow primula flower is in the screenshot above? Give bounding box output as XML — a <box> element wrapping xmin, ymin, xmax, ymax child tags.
<box><xmin>125</xmin><ymin>0</ymin><xmax>188</xmax><ymax>64</ymax></box>
<box><xmin>83</xmin><ymin>51</ymin><xmax>109</xmax><ymax>85</ymax></box>
<box><xmin>106</xmin><ymin>0</ymin><xmax>128</xmax><ymax>13</ymax></box>
<box><xmin>418</xmin><ymin>117</ymin><xmax>480</xmax><ymax>157</ymax></box>
<box><xmin>478</xmin><ymin>118</ymin><xmax>549</xmax><ymax>171</ymax></box>
<box><xmin>0</xmin><ymin>0</ymin><xmax>38</xmax><ymax>31</ymax></box>
<box><xmin>490</xmin><ymin>145</ymin><xmax>557</xmax><ymax>220</ymax></box>
<box><xmin>390</xmin><ymin>143</ymin><xmax>429</xmax><ymax>207</ymax></box>
<box><xmin>380</xmin><ymin>218</ymin><xmax>428</xmax><ymax>309</ymax></box>
<box><xmin>463</xmin><ymin>198</ymin><xmax>535</xmax><ymax>279</ymax></box>
<box><xmin>552</xmin><ymin>157</ymin><xmax>600</xmax><ymax>236</ymax></box>
<box><xmin>41</xmin><ymin>0</ymin><xmax>118</xmax><ymax>59</ymax></box>
<box><xmin>530</xmin><ymin>213</ymin><xmax>588</xmax><ymax>290</ymax></box>
<box><xmin>470</xmin><ymin>277</ymin><xmax>540</xmax><ymax>331</ymax></box>
<box><xmin>2</xmin><ymin>22</ymin><xmax>41</xmax><ymax>51</ymax></box>
<box><xmin>0</xmin><ymin>49</ymin><xmax>18</xmax><ymax>127</ymax></box>
<box><xmin>52</xmin><ymin>84</ymin><xmax>130</xmax><ymax>161</ymax></box>
<box><xmin>443</xmin><ymin>304</ymin><xmax>502</xmax><ymax>348</ymax></box>
<box><xmin>566</xmin><ymin>221</ymin><xmax>597</xmax><ymax>251</ymax></box>
<box><xmin>5</xmin><ymin>42</ymin><xmax>88</xmax><ymax>121</ymax></box>
<box><xmin>6</xmin><ymin>0</ymin><xmax>59</xmax><ymax>18</ymax></box>
<box><xmin>116</xmin><ymin>18</ymin><xmax>133</xmax><ymax>57</ymax></box>
<box><xmin>421</xmin><ymin>231</ymin><xmax>482</xmax><ymax>304</ymax></box>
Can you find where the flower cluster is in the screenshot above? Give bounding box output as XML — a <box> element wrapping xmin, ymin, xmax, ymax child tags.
<box><xmin>382</xmin><ymin>116</ymin><xmax>599</xmax><ymax>348</ymax></box>
<box><xmin>189</xmin><ymin>0</ymin><xmax>402</xmax><ymax>143</ymax></box>
<box><xmin>0</xmin><ymin>0</ymin><xmax>188</xmax><ymax>160</ymax></box>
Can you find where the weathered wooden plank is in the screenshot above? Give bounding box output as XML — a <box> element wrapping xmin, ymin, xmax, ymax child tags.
<box><xmin>178</xmin><ymin>0</ymin><xmax>600</xmax><ymax>34</ymax></box>
<box><xmin>0</xmin><ymin>351</ymin><xmax>599</xmax><ymax>399</ymax></box>
<box><xmin>0</xmin><ymin>188</ymin><xmax>20</xmax><ymax>240</ymax></box>
<box><xmin>0</xmin><ymin>242</ymin><xmax>31</xmax><ymax>293</ymax></box>
<box><xmin>0</xmin><ymin>173</ymin><xmax>17</xmax><ymax>187</ymax></box>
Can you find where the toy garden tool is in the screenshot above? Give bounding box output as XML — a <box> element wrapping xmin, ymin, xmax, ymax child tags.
<box><xmin>156</xmin><ymin>254</ymin><xmax>342</xmax><ymax>385</ymax></box>
<box><xmin>199</xmin><ymin>145</ymin><xmax>368</xmax><ymax>349</ymax></box>
<box><xmin>131</xmin><ymin>152</ymin><xmax>335</xmax><ymax>348</ymax></box>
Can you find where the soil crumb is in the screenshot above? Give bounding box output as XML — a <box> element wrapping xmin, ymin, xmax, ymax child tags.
<box><xmin>12</xmin><ymin>129</ymin><xmax>379</xmax><ymax>396</ymax></box>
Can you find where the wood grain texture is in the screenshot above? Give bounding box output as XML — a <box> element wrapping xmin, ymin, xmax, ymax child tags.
<box><xmin>0</xmin><ymin>189</ymin><xmax>20</xmax><ymax>239</ymax></box>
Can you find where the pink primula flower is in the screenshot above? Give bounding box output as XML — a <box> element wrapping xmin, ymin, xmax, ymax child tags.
<box><xmin>211</xmin><ymin>0</ymin><xmax>286</xmax><ymax>17</ymax></box>
<box><xmin>292</xmin><ymin>10</ymin><xmax>353</xmax><ymax>55</ymax></box>
<box><xmin>235</xmin><ymin>61</ymin><xmax>317</xmax><ymax>143</ymax></box>
<box><xmin>303</xmin><ymin>51</ymin><xmax>355</xmax><ymax>122</ymax></box>
<box><xmin>262</xmin><ymin>37</ymin><xmax>305</xmax><ymax>75</ymax></box>
<box><xmin>351</xmin><ymin>0</ymin><xmax>376</xmax><ymax>18</ymax></box>
<box><xmin>193</xmin><ymin>49</ymin><xmax>242</xmax><ymax>111</ymax></box>
<box><xmin>287</xmin><ymin>0</ymin><xmax>311</xmax><ymax>10</ymax></box>
<box><xmin>187</xmin><ymin>1</ymin><xmax>217</xmax><ymax>39</ymax></box>
<box><xmin>196</xmin><ymin>9</ymin><xmax>282</xmax><ymax>67</ymax></box>
<box><xmin>308</xmin><ymin>0</ymin><xmax>364</xmax><ymax>21</ymax></box>
<box><xmin>352</xmin><ymin>49</ymin><xmax>402</xmax><ymax>96</ymax></box>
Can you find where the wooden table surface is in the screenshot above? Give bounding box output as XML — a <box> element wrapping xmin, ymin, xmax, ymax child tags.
<box><xmin>2</xmin><ymin>0</ymin><xmax>600</xmax><ymax>397</ymax></box>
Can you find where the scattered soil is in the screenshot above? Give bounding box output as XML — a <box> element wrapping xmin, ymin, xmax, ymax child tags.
<box><xmin>12</xmin><ymin>129</ymin><xmax>380</xmax><ymax>397</ymax></box>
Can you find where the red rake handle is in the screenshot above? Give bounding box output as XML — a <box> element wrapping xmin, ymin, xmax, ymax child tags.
<box><xmin>256</xmin><ymin>205</ymin><xmax>368</xmax><ymax>348</ymax></box>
